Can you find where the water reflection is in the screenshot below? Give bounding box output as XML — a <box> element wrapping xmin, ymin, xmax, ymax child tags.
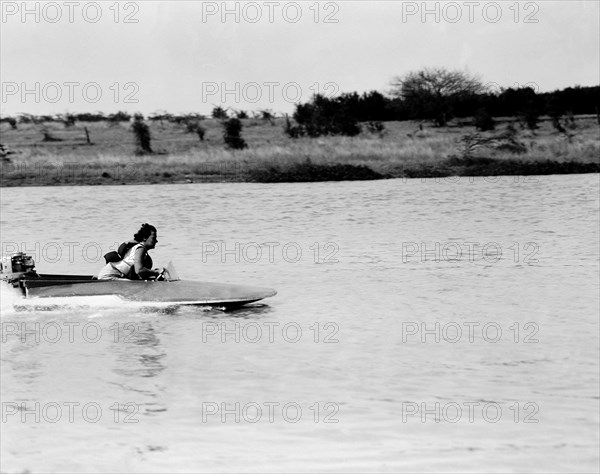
<box><xmin>112</xmin><ymin>321</ymin><xmax>166</xmax><ymax>380</ymax></box>
<box><xmin>110</xmin><ymin>320</ymin><xmax>168</xmax><ymax>418</ymax></box>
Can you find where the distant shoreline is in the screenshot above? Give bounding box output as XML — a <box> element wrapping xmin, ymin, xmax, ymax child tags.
<box><xmin>2</xmin><ymin>159</ymin><xmax>598</xmax><ymax>188</ymax></box>
<box><xmin>2</xmin><ymin>116</ymin><xmax>598</xmax><ymax>187</ymax></box>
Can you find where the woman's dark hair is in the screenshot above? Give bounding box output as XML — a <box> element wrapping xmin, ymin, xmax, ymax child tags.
<box><xmin>134</xmin><ymin>223</ymin><xmax>157</xmax><ymax>242</ymax></box>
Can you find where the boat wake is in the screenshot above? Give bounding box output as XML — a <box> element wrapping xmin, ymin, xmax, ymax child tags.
<box><xmin>1</xmin><ymin>285</ymin><xmax>216</xmax><ymax>317</ymax></box>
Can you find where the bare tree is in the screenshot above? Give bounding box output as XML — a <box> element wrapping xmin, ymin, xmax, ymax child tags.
<box><xmin>390</xmin><ymin>67</ymin><xmax>485</xmax><ymax>126</ymax></box>
<box><xmin>391</xmin><ymin>67</ymin><xmax>485</xmax><ymax>97</ymax></box>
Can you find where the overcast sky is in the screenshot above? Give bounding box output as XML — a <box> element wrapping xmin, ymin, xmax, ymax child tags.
<box><xmin>1</xmin><ymin>0</ymin><xmax>598</xmax><ymax>116</ymax></box>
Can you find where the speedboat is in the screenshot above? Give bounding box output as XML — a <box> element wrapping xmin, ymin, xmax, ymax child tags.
<box><xmin>1</xmin><ymin>253</ymin><xmax>277</xmax><ymax>310</ymax></box>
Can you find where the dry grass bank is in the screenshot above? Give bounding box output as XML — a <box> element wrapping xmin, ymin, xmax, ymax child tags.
<box><xmin>1</xmin><ymin>116</ymin><xmax>598</xmax><ymax>186</ymax></box>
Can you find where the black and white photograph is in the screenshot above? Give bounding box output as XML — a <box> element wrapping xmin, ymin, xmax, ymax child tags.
<box><xmin>1</xmin><ymin>1</ymin><xmax>599</xmax><ymax>472</ymax></box>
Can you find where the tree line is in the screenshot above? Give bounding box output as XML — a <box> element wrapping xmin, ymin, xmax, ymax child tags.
<box><xmin>2</xmin><ymin>68</ymin><xmax>598</xmax><ymax>146</ymax></box>
<box><xmin>292</xmin><ymin>84</ymin><xmax>598</xmax><ymax>125</ymax></box>
<box><xmin>285</xmin><ymin>68</ymin><xmax>599</xmax><ymax>137</ymax></box>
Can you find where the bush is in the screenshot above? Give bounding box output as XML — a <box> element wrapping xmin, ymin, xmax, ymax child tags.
<box><xmin>170</xmin><ymin>113</ymin><xmax>204</xmax><ymax>126</ymax></box>
<box><xmin>0</xmin><ymin>117</ymin><xmax>17</xmax><ymax>129</ymax></box>
<box><xmin>474</xmin><ymin>108</ymin><xmax>495</xmax><ymax>131</ymax></box>
<box><xmin>223</xmin><ymin>118</ymin><xmax>247</xmax><ymax>149</ymax></box>
<box><xmin>284</xmin><ymin>115</ymin><xmax>305</xmax><ymax>138</ymax></box>
<box><xmin>291</xmin><ymin>94</ymin><xmax>361</xmax><ymax>138</ymax></box>
<box><xmin>108</xmin><ymin>111</ymin><xmax>132</xmax><ymax>123</ymax></box>
<box><xmin>459</xmin><ymin>129</ymin><xmax>527</xmax><ymax>157</ymax></box>
<box><xmin>185</xmin><ymin>121</ymin><xmax>200</xmax><ymax>133</ymax></box>
<box><xmin>551</xmin><ymin>115</ymin><xmax>566</xmax><ymax>133</ymax></box>
<box><xmin>74</xmin><ymin>112</ymin><xmax>105</xmax><ymax>122</ymax></box>
<box><xmin>132</xmin><ymin>114</ymin><xmax>152</xmax><ymax>153</ymax></box>
<box><xmin>261</xmin><ymin>110</ymin><xmax>275</xmax><ymax>124</ymax></box>
<box><xmin>18</xmin><ymin>114</ymin><xmax>35</xmax><ymax>124</ymax></box>
<box><xmin>0</xmin><ymin>144</ymin><xmax>16</xmax><ymax>159</ymax></box>
<box><xmin>521</xmin><ymin>108</ymin><xmax>539</xmax><ymax>130</ymax></box>
<box><xmin>62</xmin><ymin>114</ymin><xmax>76</xmax><ymax>127</ymax></box>
<box><xmin>185</xmin><ymin>117</ymin><xmax>206</xmax><ymax>140</ymax></box>
<box><xmin>366</xmin><ymin>121</ymin><xmax>386</xmax><ymax>134</ymax></box>
<box><xmin>149</xmin><ymin>112</ymin><xmax>173</xmax><ymax>125</ymax></box>
<box><xmin>212</xmin><ymin>107</ymin><xmax>228</xmax><ymax>120</ymax></box>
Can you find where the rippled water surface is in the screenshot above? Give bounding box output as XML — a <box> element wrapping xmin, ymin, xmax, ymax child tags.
<box><xmin>1</xmin><ymin>175</ymin><xmax>599</xmax><ymax>473</ymax></box>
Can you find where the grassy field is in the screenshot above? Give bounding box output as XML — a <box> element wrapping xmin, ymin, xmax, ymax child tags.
<box><xmin>1</xmin><ymin>115</ymin><xmax>598</xmax><ymax>186</ymax></box>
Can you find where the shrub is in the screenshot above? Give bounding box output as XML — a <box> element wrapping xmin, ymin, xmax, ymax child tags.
<box><xmin>212</xmin><ymin>106</ymin><xmax>229</xmax><ymax>120</ymax></box>
<box><xmin>74</xmin><ymin>112</ymin><xmax>105</xmax><ymax>122</ymax></box>
<box><xmin>551</xmin><ymin>115</ymin><xmax>566</xmax><ymax>133</ymax></box>
<box><xmin>260</xmin><ymin>110</ymin><xmax>275</xmax><ymax>124</ymax></box>
<box><xmin>149</xmin><ymin>112</ymin><xmax>173</xmax><ymax>125</ymax></box>
<box><xmin>291</xmin><ymin>95</ymin><xmax>361</xmax><ymax>137</ymax></box>
<box><xmin>171</xmin><ymin>113</ymin><xmax>204</xmax><ymax>126</ymax></box>
<box><xmin>366</xmin><ymin>121</ymin><xmax>386</xmax><ymax>134</ymax></box>
<box><xmin>186</xmin><ymin>121</ymin><xmax>200</xmax><ymax>133</ymax></box>
<box><xmin>0</xmin><ymin>143</ymin><xmax>15</xmax><ymax>160</ymax></box>
<box><xmin>0</xmin><ymin>117</ymin><xmax>17</xmax><ymax>129</ymax></box>
<box><xmin>62</xmin><ymin>114</ymin><xmax>76</xmax><ymax>127</ymax></box>
<box><xmin>18</xmin><ymin>114</ymin><xmax>35</xmax><ymax>124</ymax></box>
<box><xmin>132</xmin><ymin>114</ymin><xmax>152</xmax><ymax>153</ymax></box>
<box><xmin>459</xmin><ymin>129</ymin><xmax>527</xmax><ymax>157</ymax></box>
<box><xmin>565</xmin><ymin>111</ymin><xmax>577</xmax><ymax>130</ymax></box>
<box><xmin>520</xmin><ymin>107</ymin><xmax>539</xmax><ymax>130</ymax></box>
<box><xmin>223</xmin><ymin>118</ymin><xmax>247</xmax><ymax>149</ymax></box>
<box><xmin>284</xmin><ymin>115</ymin><xmax>305</xmax><ymax>138</ymax></box>
<box><xmin>108</xmin><ymin>111</ymin><xmax>132</xmax><ymax>123</ymax></box>
<box><xmin>474</xmin><ymin>108</ymin><xmax>495</xmax><ymax>131</ymax></box>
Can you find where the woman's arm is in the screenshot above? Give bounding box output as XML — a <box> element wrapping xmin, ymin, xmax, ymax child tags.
<box><xmin>133</xmin><ymin>247</ymin><xmax>160</xmax><ymax>279</ymax></box>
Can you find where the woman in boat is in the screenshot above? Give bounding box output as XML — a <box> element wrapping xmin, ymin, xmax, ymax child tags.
<box><xmin>97</xmin><ymin>223</ymin><xmax>165</xmax><ymax>280</ymax></box>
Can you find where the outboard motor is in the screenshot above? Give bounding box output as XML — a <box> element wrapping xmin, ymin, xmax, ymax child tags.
<box><xmin>0</xmin><ymin>253</ymin><xmax>37</xmax><ymax>288</ymax></box>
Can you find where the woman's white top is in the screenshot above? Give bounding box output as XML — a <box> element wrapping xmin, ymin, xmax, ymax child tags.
<box><xmin>111</xmin><ymin>243</ymin><xmax>144</xmax><ymax>274</ymax></box>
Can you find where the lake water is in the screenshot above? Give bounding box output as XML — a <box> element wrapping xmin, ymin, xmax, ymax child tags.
<box><xmin>1</xmin><ymin>175</ymin><xmax>598</xmax><ymax>473</ymax></box>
